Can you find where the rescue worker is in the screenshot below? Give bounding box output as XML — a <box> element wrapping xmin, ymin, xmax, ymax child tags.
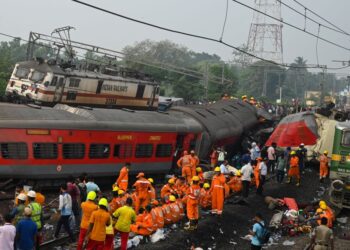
<box><xmin>199</xmin><ymin>183</ymin><xmax>212</xmax><ymax>209</ymax></box>
<box><xmin>77</xmin><ymin>191</ymin><xmax>98</xmax><ymax>250</ymax></box>
<box><xmin>84</xmin><ymin>198</ymin><xmax>111</xmax><ymax>250</ymax></box>
<box><xmin>317</xmin><ymin>201</ymin><xmax>335</xmax><ymax>228</ymax></box>
<box><xmin>133</xmin><ymin>172</ymin><xmax>151</xmax><ymax>214</ymax></box>
<box><xmin>319</xmin><ymin>151</ymin><xmax>329</xmax><ymax>182</ymax></box>
<box><xmin>177</xmin><ymin>151</ymin><xmax>193</xmax><ymax>184</ymax></box>
<box><xmin>109</xmin><ymin>187</ymin><xmax>120</xmax><ymax>214</ymax></box>
<box><xmin>185</xmin><ymin>176</ymin><xmax>201</xmax><ymax>230</ymax></box>
<box><xmin>27</xmin><ymin>190</ymin><xmax>43</xmax><ymax>249</ymax></box>
<box><xmin>147</xmin><ymin>178</ymin><xmax>156</xmax><ymax>203</ymax></box>
<box><xmin>222</xmin><ymin>93</ymin><xmax>230</xmax><ymax>100</ymax></box>
<box><xmin>190</xmin><ymin>150</ymin><xmax>200</xmax><ymax>177</ymax></box>
<box><xmin>227</xmin><ymin>171</ymin><xmax>242</xmax><ymax>193</ymax></box>
<box><xmin>249</xmin><ymin>97</ymin><xmax>256</xmax><ymax>105</ymax></box>
<box><xmin>117</xmin><ymin>189</ymin><xmax>127</xmax><ymax>207</ymax></box>
<box><xmin>130</xmin><ymin>205</ymin><xmax>154</xmax><ymax>236</ymax></box>
<box><xmin>253</xmin><ymin>158</ymin><xmax>261</xmax><ymax>189</ymax></box>
<box><xmin>160</xmin><ymin>178</ymin><xmax>176</xmax><ymax>199</ymax></box>
<box><xmin>174</xmin><ymin>176</ymin><xmax>188</xmax><ymax>198</ymax></box>
<box><xmin>168</xmin><ymin>195</ymin><xmax>181</xmax><ymax>224</ymax></box>
<box><xmin>162</xmin><ymin>197</ymin><xmax>173</xmax><ymax>226</ymax></box>
<box><xmin>210</xmin><ymin>148</ymin><xmax>218</xmax><ymax>169</ymax></box>
<box><xmin>287</xmin><ymin>151</ymin><xmax>301</xmax><ymax>186</ymax></box>
<box><xmin>116</xmin><ymin>162</ymin><xmax>130</xmax><ymax>191</ymax></box>
<box><xmin>241</xmin><ymin>95</ymin><xmax>248</xmax><ymax>102</ymax></box>
<box><xmin>11</xmin><ymin>193</ymin><xmax>27</xmax><ymax>225</ymax></box>
<box><xmin>210</xmin><ymin>167</ymin><xmax>226</xmax><ymax>215</ymax></box>
<box><xmin>196</xmin><ymin>167</ymin><xmax>205</xmax><ymax>184</ymax></box>
<box><xmin>150</xmin><ymin>200</ymin><xmax>164</xmax><ymax>231</ymax></box>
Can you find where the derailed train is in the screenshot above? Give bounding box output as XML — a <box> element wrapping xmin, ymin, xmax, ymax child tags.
<box><xmin>0</xmin><ymin>100</ymin><xmax>269</xmax><ymax>179</ymax></box>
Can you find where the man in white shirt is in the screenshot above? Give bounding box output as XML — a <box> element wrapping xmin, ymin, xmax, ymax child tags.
<box><xmin>241</xmin><ymin>160</ymin><xmax>253</xmax><ymax>198</ymax></box>
<box><xmin>220</xmin><ymin>160</ymin><xmax>231</xmax><ymax>175</ymax></box>
<box><xmin>267</xmin><ymin>142</ymin><xmax>277</xmax><ymax>173</ymax></box>
<box><xmin>217</xmin><ymin>147</ymin><xmax>227</xmax><ymax>166</ymax></box>
<box><xmin>250</xmin><ymin>142</ymin><xmax>261</xmax><ymax>160</ymax></box>
<box><xmin>257</xmin><ymin>158</ymin><xmax>268</xmax><ymax>195</ymax></box>
<box><xmin>0</xmin><ymin>214</ymin><xmax>16</xmax><ymax>250</ymax></box>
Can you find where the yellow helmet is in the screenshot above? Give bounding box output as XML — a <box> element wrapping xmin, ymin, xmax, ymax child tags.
<box><xmin>118</xmin><ymin>190</ymin><xmax>125</xmax><ymax>195</ymax></box>
<box><xmin>320</xmin><ymin>203</ymin><xmax>327</xmax><ymax>210</ymax></box>
<box><xmin>168</xmin><ymin>178</ymin><xmax>175</xmax><ymax>184</ymax></box>
<box><xmin>98</xmin><ymin>198</ymin><xmax>108</xmax><ymax>207</ymax></box>
<box><xmin>214</xmin><ymin>167</ymin><xmax>221</xmax><ymax>172</ymax></box>
<box><xmin>87</xmin><ymin>191</ymin><xmax>97</xmax><ymax>201</ymax></box>
<box><xmin>250</xmin><ymin>97</ymin><xmax>255</xmax><ymax>100</ymax></box>
<box><xmin>316</xmin><ymin>208</ymin><xmax>323</xmax><ymax>214</ymax></box>
<box><xmin>319</xmin><ymin>200</ymin><xmax>326</xmax><ymax>206</ymax></box>
<box><xmin>290</xmin><ymin>151</ymin><xmax>296</xmax><ymax>155</ymax></box>
<box><xmin>169</xmin><ymin>195</ymin><xmax>176</xmax><ymax>202</ymax></box>
<box><xmin>236</xmin><ymin>171</ymin><xmax>242</xmax><ymax>177</ymax></box>
<box><xmin>196</xmin><ymin>167</ymin><xmax>202</xmax><ymax>172</ymax></box>
<box><xmin>113</xmin><ymin>186</ymin><xmax>119</xmax><ymax>192</ymax></box>
<box><xmin>323</xmin><ymin>150</ymin><xmax>328</xmax><ymax>155</ymax></box>
<box><xmin>203</xmin><ymin>183</ymin><xmax>210</xmax><ymax>189</ymax></box>
<box><xmin>148</xmin><ymin>178</ymin><xmax>154</xmax><ymax>184</ymax></box>
<box><xmin>192</xmin><ymin>176</ymin><xmax>200</xmax><ymax>182</ymax></box>
<box><xmin>241</xmin><ymin>95</ymin><xmax>247</xmax><ymax>99</ymax></box>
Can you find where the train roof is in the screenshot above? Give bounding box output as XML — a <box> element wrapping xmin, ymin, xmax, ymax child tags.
<box><xmin>0</xmin><ymin>103</ymin><xmax>202</xmax><ymax>133</ymax></box>
<box><xmin>17</xmin><ymin>60</ymin><xmax>65</xmax><ymax>75</ymax></box>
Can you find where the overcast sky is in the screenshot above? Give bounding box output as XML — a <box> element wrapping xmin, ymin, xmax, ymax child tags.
<box><xmin>1</xmin><ymin>0</ymin><xmax>350</xmax><ymax>74</ymax></box>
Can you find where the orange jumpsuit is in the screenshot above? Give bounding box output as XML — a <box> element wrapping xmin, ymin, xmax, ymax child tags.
<box><xmin>224</xmin><ymin>183</ymin><xmax>230</xmax><ymax>198</ymax></box>
<box><xmin>168</xmin><ymin>202</ymin><xmax>181</xmax><ymax>223</ymax></box>
<box><xmin>199</xmin><ymin>188</ymin><xmax>212</xmax><ymax>209</ymax></box>
<box><xmin>116</xmin><ymin>166</ymin><xmax>128</xmax><ymax>191</ymax></box>
<box><xmin>254</xmin><ymin>163</ymin><xmax>260</xmax><ymax>188</ymax></box>
<box><xmin>177</xmin><ymin>155</ymin><xmax>194</xmax><ymax>184</ymax></box>
<box><xmin>198</xmin><ymin>172</ymin><xmax>205</xmax><ymax>184</ymax></box>
<box><xmin>162</xmin><ymin>204</ymin><xmax>173</xmax><ymax>225</ymax></box>
<box><xmin>176</xmin><ymin>199</ymin><xmax>185</xmax><ymax>219</ymax></box>
<box><xmin>133</xmin><ymin>178</ymin><xmax>151</xmax><ymax>214</ymax></box>
<box><xmin>190</xmin><ymin>155</ymin><xmax>200</xmax><ymax>177</ymax></box>
<box><xmin>174</xmin><ymin>181</ymin><xmax>188</xmax><ymax>198</ymax></box>
<box><xmin>160</xmin><ymin>184</ymin><xmax>176</xmax><ymax>199</ymax></box>
<box><xmin>210</xmin><ymin>150</ymin><xmax>218</xmax><ymax>168</ymax></box>
<box><xmin>186</xmin><ymin>184</ymin><xmax>201</xmax><ymax>220</ymax></box>
<box><xmin>148</xmin><ymin>185</ymin><xmax>156</xmax><ymax>203</ymax></box>
<box><xmin>319</xmin><ymin>155</ymin><xmax>329</xmax><ymax>178</ymax></box>
<box><xmin>130</xmin><ymin>212</ymin><xmax>154</xmax><ymax>236</ymax></box>
<box><xmin>317</xmin><ymin>207</ymin><xmax>334</xmax><ymax>228</ymax></box>
<box><xmin>210</xmin><ymin>174</ymin><xmax>226</xmax><ymax>215</ymax></box>
<box><xmin>288</xmin><ymin>156</ymin><xmax>300</xmax><ymax>178</ymax></box>
<box><xmin>152</xmin><ymin>206</ymin><xmax>164</xmax><ymax>230</ymax></box>
<box><xmin>109</xmin><ymin>197</ymin><xmax>123</xmax><ymax>214</ymax></box>
<box><xmin>227</xmin><ymin>176</ymin><xmax>242</xmax><ymax>193</ymax></box>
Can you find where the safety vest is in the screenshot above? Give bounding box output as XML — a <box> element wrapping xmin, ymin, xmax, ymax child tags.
<box><xmin>106</xmin><ymin>218</ymin><xmax>114</xmax><ymax>235</ymax></box>
<box><xmin>28</xmin><ymin>202</ymin><xmax>42</xmax><ymax>229</ymax></box>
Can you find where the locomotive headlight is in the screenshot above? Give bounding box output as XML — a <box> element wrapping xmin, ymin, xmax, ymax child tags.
<box><xmin>332</xmin><ymin>180</ymin><xmax>344</xmax><ymax>191</ymax></box>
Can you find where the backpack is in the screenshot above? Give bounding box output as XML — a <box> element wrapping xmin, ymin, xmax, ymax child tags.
<box><xmin>257</xmin><ymin>222</ymin><xmax>271</xmax><ymax>244</ymax></box>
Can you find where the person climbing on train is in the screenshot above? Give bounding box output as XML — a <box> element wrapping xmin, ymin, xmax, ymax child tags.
<box><xmin>199</xmin><ymin>183</ymin><xmax>212</xmax><ymax>209</ymax></box>
<box><xmin>296</xmin><ymin>143</ymin><xmax>307</xmax><ymax>173</ymax></box>
<box><xmin>133</xmin><ymin>172</ymin><xmax>151</xmax><ymax>214</ymax></box>
<box><xmin>177</xmin><ymin>151</ymin><xmax>193</xmax><ymax>184</ymax></box>
<box><xmin>147</xmin><ymin>178</ymin><xmax>156</xmax><ymax>203</ymax></box>
<box><xmin>116</xmin><ymin>162</ymin><xmax>130</xmax><ymax>191</ymax></box>
<box><xmin>130</xmin><ymin>205</ymin><xmax>154</xmax><ymax>236</ymax></box>
<box><xmin>77</xmin><ymin>191</ymin><xmax>98</xmax><ymax>250</ymax></box>
<box><xmin>11</xmin><ymin>193</ymin><xmax>27</xmax><ymax>225</ymax></box>
<box><xmin>84</xmin><ymin>198</ymin><xmax>111</xmax><ymax>250</ymax></box>
<box><xmin>27</xmin><ymin>190</ymin><xmax>43</xmax><ymax>249</ymax></box>
<box><xmin>160</xmin><ymin>178</ymin><xmax>177</xmax><ymax>199</ymax></box>
<box><xmin>287</xmin><ymin>151</ymin><xmax>301</xmax><ymax>186</ymax></box>
<box><xmin>108</xmin><ymin>187</ymin><xmax>120</xmax><ymax>215</ymax></box>
<box><xmin>319</xmin><ymin>151</ymin><xmax>329</xmax><ymax>183</ymax></box>
<box><xmin>210</xmin><ymin>167</ymin><xmax>226</xmax><ymax>215</ymax></box>
<box><xmin>190</xmin><ymin>150</ymin><xmax>200</xmax><ymax>177</ymax></box>
<box><xmin>227</xmin><ymin>171</ymin><xmax>242</xmax><ymax>193</ymax></box>
<box><xmin>185</xmin><ymin>176</ymin><xmax>201</xmax><ymax>230</ymax></box>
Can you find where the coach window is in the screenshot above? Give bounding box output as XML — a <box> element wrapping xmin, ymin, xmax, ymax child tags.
<box><xmin>63</xmin><ymin>144</ymin><xmax>85</xmax><ymax>159</ymax></box>
<box><xmin>114</xmin><ymin>144</ymin><xmax>133</xmax><ymax>159</ymax></box>
<box><xmin>33</xmin><ymin>143</ymin><xmax>58</xmax><ymax>159</ymax></box>
<box><xmin>66</xmin><ymin>91</ymin><xmax>77</xmax><ymax>101</ymax></box>
<box><xmin>135</xmin><ymin>144</ymin><xmax>153</xmax><ymax>158</ymax></box>
<box><xmin>0</xmin><ymin>143</ymin><xmax>28</xmax><ymax>159</ymax></box>
<box><xmin>50</xmin><ymin>76</ymin><xmax>58</xmax><ymax>86</ymax></box>
<box><xmin>69</xmin><ymin>78</ymin><xmax>81</xmax><ymax>88</ymax></box>
<box><xmin>58</xmin><ymin>77</ymin><xmax>64</xmax><ymax>87</ymax></box>
<box><xmin>89</xmin><ymin>144</ymin><xmax>110</xmax><ymax>159</ymax></box>
<box><xmin>156</xmin><ymin>144</ymin><xmax>172</xmax><ymax>157</ymax></box>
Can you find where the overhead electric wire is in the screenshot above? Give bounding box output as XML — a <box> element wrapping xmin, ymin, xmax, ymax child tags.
<box><xmin>231</xmin><ymin>0</ymin><xmax>350</xmax><ymax>52</ymax></box>
<box><xmin>219</xmin><ymin>0</ymin><xmax>229</xmax><ymax>41</ymax></box>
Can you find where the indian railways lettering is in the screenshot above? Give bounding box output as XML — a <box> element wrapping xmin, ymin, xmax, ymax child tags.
<box><xmin>102</xmin><ymin>84</ymin><xmax>128</xmax><ymax>92</ymax></box>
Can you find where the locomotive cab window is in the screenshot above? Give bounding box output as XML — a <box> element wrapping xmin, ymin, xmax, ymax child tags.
<box><xmin>50</xmin><ymin>76</ymin><xmax>58</xmax><ymax>86</ymax></box>
<box><xmin>15</xmin><ymin>67</ymin><xmax>30</xmax><ymax>79</ymax></box>
<box><xmin>342</xmin><ymin>131</ymin><xmax>350</xmax><ymax>146</ymax></box>
<box><xmin>30</xmin><ymin>71</ymin><xmax>46</xmax><ymax>83</ymax></box>
<box><xmin>114</xmin><ymin>144</ymin><xmax>133</xmax><ymax>158</ymax></box>
<box><xmin>135</xmin><ymin>144</ymin><xmax>153</xmax><ymax>158</ymax></box>
<box><xmin>0</xmin><ymin>143</ymin><xmax>28</xmax><ymax>159</ymax></box>
<box><xmin>63</xmin><ymin>144</ymin><xmax>85</xmax><ymax>159</ymax></box>
<box><xmin>89</xmin><ymin>144</ymin><xmax>110</xmax><ymax>159</ymax></box>
<box><xmin>33</xmin><ymin>143</ymin><xmax>58</xmax><ymax>159</ymax></box>
<box><xmin>156</xmin><ymin>144</ymin><xmax>172</xmax><ymax>157</ymax></box>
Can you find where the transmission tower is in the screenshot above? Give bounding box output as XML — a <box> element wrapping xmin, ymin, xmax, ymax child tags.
<box><xmin>246</xmin><ymin>0</ymin><xmax>283</xmax><ymax>64</ymax></box>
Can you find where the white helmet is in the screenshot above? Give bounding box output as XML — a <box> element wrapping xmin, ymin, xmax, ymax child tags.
<box><xmin>17</xmin><ymin>193</ymin><xmax>27</xmax><ymax>201</ymax></box>
<box><xmin>27</xmin><ymin>190</ymin><xmax>36</xmax><ymax>198</ymax></box>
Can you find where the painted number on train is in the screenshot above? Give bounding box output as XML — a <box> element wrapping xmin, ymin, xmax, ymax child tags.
<box><xmin>118</xmin><ymin>135</ymin><xmax>133</xmax><ymax>140</ymax></box>
<box><xmin>105</xmin><ymin>98</ymin><xmax>117</xmax><ymax>105</ymax></box>
<box><xmin>149</xmin><ymin>136</ymin><xmax>161</xmax><ymax>141</ymax></box>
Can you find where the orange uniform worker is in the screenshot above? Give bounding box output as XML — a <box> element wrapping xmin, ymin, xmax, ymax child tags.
<box><xmin>184</xmin><ymin>176</ymin><xmax>201</xmax><ymax>230</ymax></box>
<box><xmin>168</xmin><ymin>196</ymin><xmax>181</xmax><ymax>224</ymax></box>
<box><xmin>177</xmin><ymin>151</ymin><xmax>193</xmax><ymax>184</ymax></box>
<box><xmin>227</xmin><ymin>171</ymin><xmax>242</xmax><ymax>193</ymax></box>
<box><xmin>77</xmin><ymin>191</ymin><xmax>98</xmax><ymax>250</ymax></box>
<box><xmin>196</xmin><ymin>167</ymin><xmax>205</xmax><ymax>184</ymax></box>
<box><xmin>287</xmin><ymin>151</ymin><xmax>301</xmax><ymax>186</ymax></box>
<box><xmin>254</xmin><ymin>158</ymin><xmax>262</xmax><ymax>188</ymax></box>
<box><xmin>84</xmin><ymin>198</ymin><xmax>111</xmax><ymax>250</ymax></box>
<box><xmin>210</xmin><ymin>149</ymin><xmax>218</xmax><ymax>168</ymax></box>
<box><xmin>150</xmin><ymin>200</ymin><xmax>164</xmax><ymax>231</ymax></box>
<box><xmin>210</xmin><ymin>167</ymin><xmax>226</xmax><ymax>215</ymax></box>
<box><xmin>130</xmin><ymin>205</ymin><xmax>154</xmax><ymax>236</ymax></box>
<box><xmin>147</xmin><ymin>178</ymin><xmax>156</xmax><ymax>203</ymax></box>
<box><xmin>200</xmin><ymin>183</ymin><xmax>212</xmax><ymax>209</ymax></box>
<box><xmin>109</xmin><ymin>187</ymin><xmax>121</xmax><ymax>214</ymax></box>
<box><xmin>317</xmin><ymin>201</ymin><xmax>335</xmax><ymax>228</ymax></box>
<box><xmin>162</xmin><ymin>200</ymin><xmax>173</xmax><ymax>226</ymax></box>
<box><xmin>319</xmin><ymin>151</ymin><xmax>329</xmax><ymax>182</ymax></box>
<box><xmin>241</xmin><ymin>95</ymin><xmax>248</xmax><ymax>102</ymax></box>
<box><xmin>190</xmin><ymin>150</ymin><xmax>200</xmax><ymax>177</ymax></box>
<box><xmin>133</xmin><ymin>172</ymin><xmax>151</xmax><ymax>214</ymax></box>
<box><xmin>116</xmin><ymin>163</ymin><xmax>130</xmax><ymax>191</ymax></box>
<box><xmin>160</xmin><ymin>179</ymin><xmax>176</xmax><ymax>199</ymax></box>
<box><xmin>174</xmin><ymin>177</ymin><xmax>188</xmax><ymax>198</ymax></box>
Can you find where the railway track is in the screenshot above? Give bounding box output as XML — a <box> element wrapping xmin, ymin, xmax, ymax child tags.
<box><xmin>40</xmin><ymin>234</ymin><xmax>78</xmax><ymax>250</ymax></box>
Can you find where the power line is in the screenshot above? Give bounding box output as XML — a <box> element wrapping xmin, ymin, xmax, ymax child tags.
<box><xmin>231</xmin><ymin>0</ymin><xmax>350</xmax><ymax>52</ymax></box>
<box><xmin>70</xmin><ymin>0</ymin><xmax>349</xmax><ymax>70</ymax></box>
<box><xmin>219</xmin><ymin>0</ymin><xmax>229</xmax><ymax>41</ymax></box>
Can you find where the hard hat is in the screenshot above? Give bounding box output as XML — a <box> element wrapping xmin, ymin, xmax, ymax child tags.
<box><xmin>319</xmin><ymin>200</ymin><xmax>326</xmax><ymax>206</ymax></box>
<box><xmin>203</xmin><ymin>183</ymin><xmax>210</xmax><ymax>189</ymax></box>
<box><xmin>113</xmin><ymin>186</ymin><xmax>119</xmax><ymax>192</ymax></box>
<box><xmin>87</xmin><ymin>191</ymin><xmax>97</xmax><ymax>201</ymax></box>
<box><xmin>27</xmin><ymin>190</ymin><xmax>36</xmax><ymax>198</ymax></box>
<box><xmin>190</xmin><ymin>150</ymin><xmax>195</xmax><ymax>154</ymax></box>
<box><xmin>320</xmin><ymin>203</ymin><xmax>327</xmax><ymax>210</ymax></box>
<box><xmin>136</xmin><ymin>172</ymin><xmax>144</xmax><ymax>178</ymax></box>
<box><xmin>236</xmin><ymin>171</ymin><xmax>242</xmax><ymax>177</ymax></box>
<box><xmin>241</xmin><ymin>95</ymin><xmax>247</xmax><ymax>99</ymax></box>
<box><xmin>214</xmin><ymin>167</ymin><xmax>221</xmax><ymax>172</ymax></box>
<box><xmin>118</xmin><ymin>190</ymin><xmax>125</xmax><ymax>195</ymax></box>
<box><xmin>98</xmin><ymin>198</ymin><xmax>108</xmax><ymax>207</ymax></box>
<box><xmin>196</xmin><ymin>167</ymin><xmax>202</xmax><ymax>172</ymax></box>
<box><xmin>169</xmin><ymin>195</ymin><xmax>176</xmax><ymax>202</ymax></box>
<box><xmin>17</xmin><ymin>193</ymin><xmax>27</xmax><ymax>201</ymax></box>
<box><xmin>192</xmin><ymin>176</ymin><xmax>200</xmax><ymax>182</ymax></box>
<box><xmin>323</xmin><ymin>150</ymin><xmax>328</xmax><ymax>155</ymax></box>
<box><xmin>316</xmin><ymin>208</ymin><xmax>323</xmax><ymax>214</ymax></box>
<box><xmin>290</xmin><ymin>151</ymin><xmax>296</xmax><ymax>155</ymax></box>
<box><xmin>168</xmin><ymin>178</ymin><xmax>175</xmax><ymax>184</ymax></box>
<box><xmin>250</xmin><ymin>97</ymin><xmax>255</xmax><ymax>100</ymax></box>
<box><xmin>148</xmin><ymin>178</ymin><xmax>154</xmax><ymax>184</ymax></box>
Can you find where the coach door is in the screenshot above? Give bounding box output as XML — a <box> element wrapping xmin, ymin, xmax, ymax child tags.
<box><xmin>136</xmin><ymin>84</ymin><xmax>145</xmax><ymax>99</ymax></box>
<box><xmin>53</xmin><ymin>77</ymin><xmax>65</xmax><ymax>102</ymax></box>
